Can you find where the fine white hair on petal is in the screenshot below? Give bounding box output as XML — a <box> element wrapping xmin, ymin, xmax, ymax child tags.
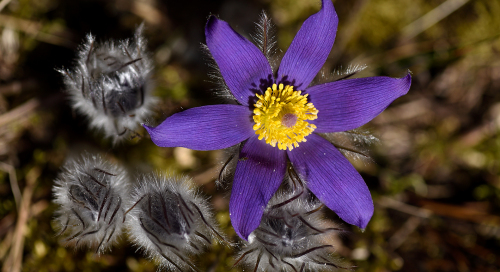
<box><xmin>317</xmin><ymin>63</ymin><xmax>368</xmax><ymax>86</ymax></box>
<box><xmin>235</xmin><ymin>188</ymin><xmax>350</xmax><ymax>272</ymax></box>
<box><xmin>58</xmin><ymin>24</ymin><xmax>157</xmax><ymax>143</ymax></box>
<box><xmin>319</xmin><ymin>127</ymin><xmax>380</xmax><ymax>167</ymax></box>
<box><xmin>52</xmin><ymin>153</ymin><xmax>129</xmax><ymax>254</ymax></box>
<box><xmin>126</xmin><ymin>173</ymin><xmax>226</xmax><ymax>271</ymax></box>
<box><xmin>201</xmin><ymin>43</ymin><xmax>236</xmax><ymax>102</ymax></box>
<box><xmin>341</xmin><ymin>64</ymin><xmax>368</xmax><ymax>77</ymax></box>
<box><xmin>251</xmin><ymin>11</ymin><xmax>279</xmax><ymax>70</ymax></box>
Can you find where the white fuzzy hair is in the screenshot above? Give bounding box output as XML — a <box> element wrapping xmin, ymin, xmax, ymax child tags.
<box><xmin>52</xmin><ymin>153</ymin><xmax>129</xmax><ymax>254</ymax></box>
<box><xmin>236</xmin><ymin>189</ymin><xmax>349</xmax><ymax>272</ymax></box>
<box><xmin>59</xmin><ymin>24</ymin><xmax>157</xmax><ymax>143</ymax></box>
<box><xmin>126</xmin><ymin>173</ymin><xmax>225</xmax><ymax>271</ymax></box>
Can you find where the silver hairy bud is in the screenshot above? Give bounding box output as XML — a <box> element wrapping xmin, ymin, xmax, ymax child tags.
<box><xmin>52</xmin><ymin>154</ymin><xmax>129</xmax><ymax>254</ymax></box>
<box><xmin>126</xmin><ymin>173</ymin><xmax>226</xmax><ymax>271</ymax></box>
<box><xmin>59</xmin><ymin>24</ymin><xmax>156</xmax><ymax>142</ymax></box>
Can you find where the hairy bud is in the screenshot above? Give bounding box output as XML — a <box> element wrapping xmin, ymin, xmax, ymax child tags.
<box><xmin>59</xmin><ymin>24</ymin><xmax>156</xmax><ymax>142</ymax></box>
<box><xmin>52</xmin><ymin>154</ymin><xmax>129</xmax><ymax>254</ymax></box>
<box><xmin>126</xmin><ymin>174</ymin><xmax>225</xmax><ymax>271</ymax></box>
<box><xmin>235</xmin><ymin>189</ymin><xmax>350</xmax><ymax>272</ymax></box>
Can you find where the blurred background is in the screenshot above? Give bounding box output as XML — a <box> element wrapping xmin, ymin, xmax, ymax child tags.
<box><xmin>0</xmin><ymin>0</ymin><xmax>499</xmax><ymax>271</ymax></box>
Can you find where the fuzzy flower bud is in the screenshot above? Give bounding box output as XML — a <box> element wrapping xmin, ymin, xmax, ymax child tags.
<box><xmin>235</xmin><ymin>189</ymin><xmax>350</xmax><ymax>272</ymax></box>
<box><xmin>52</xmin><ymin>154</ymin><xmax>129</xmax><ymax>254</ymax></box>
<box><xmin>59</xmin><ymin>24</ymin><xmax>156</xmax><ymax>142</ymax></box>
<box><xmin>126</xmin><ymin>173</ymin><xmax>225</xmax><ymax>271</ymax></box>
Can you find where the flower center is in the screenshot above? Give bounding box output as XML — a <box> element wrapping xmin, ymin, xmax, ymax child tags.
<box><xmin>253</xmin><ymin>83</ymin><xmax>318</xmax><ymax>151</ymax></box>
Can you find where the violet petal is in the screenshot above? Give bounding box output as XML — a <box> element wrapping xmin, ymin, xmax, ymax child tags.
<box><xmin>309</xmin><ymin>73</ymin><xmax>412</xmax><ymax>133</ymax></box>
<box><xmin>277</xmin><ymin>0</ymin><xmax>338</xmax><ymax>89</ymax></box>
<box><xmin>144</xmin><ymin>105</ymin><xmax>254</xmax><ymax>150</ymax></box>
<box><xmin>206</xmin><ymin>16</ymin><xmax>273</xmax><ymax>106</ymax></box>
<box><xmin>229</xmin><ymin>136</ymin><xmax>287</xmax><ymax>240</ymax></box>
<box><xmin>287</xmin><ymin>133</ymin><xmax>373</xmax><ymax>229</ymax></box>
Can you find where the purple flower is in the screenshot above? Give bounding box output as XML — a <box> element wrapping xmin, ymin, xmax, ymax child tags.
<box><xmin>145</xmin><ymin>0</ymin><xmax>411</xmax><ymax>240</ymax></box>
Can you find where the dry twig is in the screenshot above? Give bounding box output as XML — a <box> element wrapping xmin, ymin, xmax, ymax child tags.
<box><xmin>2</xmin><ymin>167</ymin><xmax>41</xmax><ymax>272</ymax></box>
<box><xmin>0</xmin><ymin>161</ymin><xmax>20</xmax><ymax>209</ymax></box>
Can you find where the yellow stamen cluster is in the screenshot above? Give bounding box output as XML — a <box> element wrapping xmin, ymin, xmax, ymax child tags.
<box><xmin>253</xmin><ymin>83</ymin><xmax>318</xmax><ymax>151</ymax></box>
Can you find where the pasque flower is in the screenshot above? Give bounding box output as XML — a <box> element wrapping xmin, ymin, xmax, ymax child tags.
<box><xmin>53</xmin><ymin>154</ymin><xmax>129</xmax><ymax>253</ymax></box>
<box><xmin>235</xmin><ymin>189</ymin><xmax>349</xmax><ymax>271</ymax></box>
<box><xmin>145</xmin><ymin>0</ymin><xmax>411</xmax><ymax>239</ymax></box>
<box><xmin>59</xmin><ymin>25</ymin><xmax>156</xmax><ymax>142</ymax></box>
<box><xmin>126</xmin><ymin>174</ymin><xmax>225</xmax><ymax>271</ymax></box>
